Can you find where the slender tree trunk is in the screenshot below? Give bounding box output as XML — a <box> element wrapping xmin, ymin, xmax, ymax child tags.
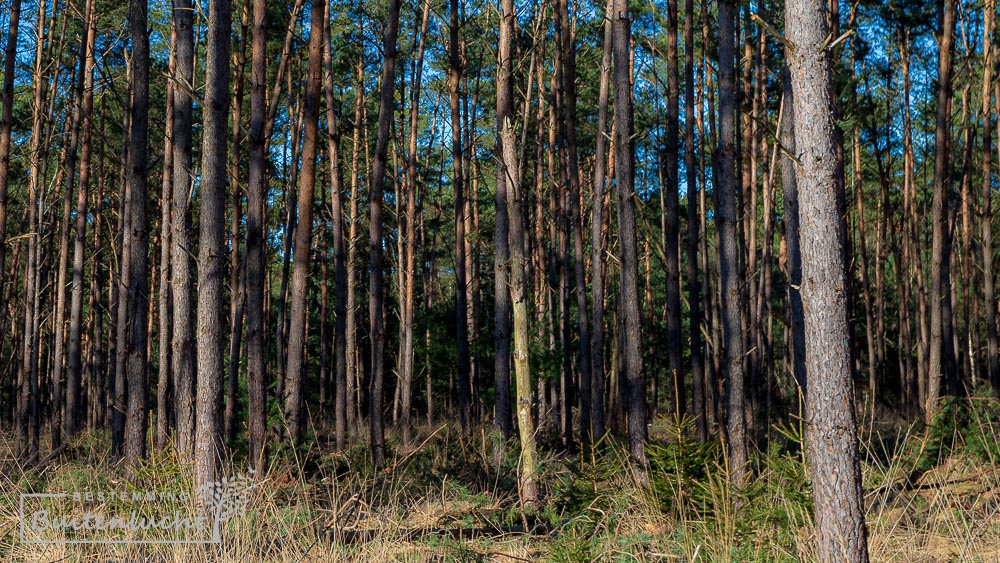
<box><xmin>171</xmin><ymin>0</ymin><xmax>197</xmax><ymax>460</ymax></box>
<box><xmin>226</xmin><ymin>10</ymin><xmax>249</xmax><ymax>445</ymax></box>
<box><xmin>718</xmin><ymin>0</ymin><xmax>748</xmax><ymax>491</ymax></box>
<box><xmin>156</xmin><ymin>28</ymin><xmax>176</xmax><ymax>452</ymax></box>
<box><xmin>0</xmin><ymin>0</ymin><xmax>18</xmax><ymax>420</ymax></box>
<box><xmin>684</xmin><ymin>0</ymin><xmax>703</xmax><ymax>440</ymax></box>
<box><xmin>450</xmin><ymin>0</ymin><xmax>471</xmax><ymax>438</ymax></box>
<box><xmin>986</xmin><ymin>1</ymin><xmax>1000</xmax><ymax>393</ymax></box>
<box><xmin>64</xmin><ymin>0</ymin><xmax>96</xmax><ymax>442</ymax></box>
<box><xmin>246</xmin><ymin>0</ymin><xmax>268</xmax><ymax>473</ymax></box>
<box><xmin>369</xmin><ymin>0</ymin><xmax>401</xmax><ymax>469</ymax></box>
<box><xmin>664</xmin><ymin>0</ymin><xmax>683</xmax><ymax>421</ymax></box>
<box><xmin>399</xmin><ymin>0</ymin><xmax>430</xmax><ymax>446</ymax></box>
<box><xmin>781</xmin><ymin>68</ymin><xmax>807</xmax><ymax>402</ymax></box>
<box><xmin>612</xmin><ymin>0</ymin><xmax>649</xmax><ymax>482</ymax></box>
<box><xmin>323</xmin><ymin>0</ymin><xmax>348</xmax><ymax>451</ymax></box>
<box><xmin>927</xmin><ymin>0</ymin><xmax>957</xmax><ymax>422</ymax></box>
<box><xmin>499</xmin><ymin>0</ymin><xmax>538</xmax><ymax>505</ymax></box>
<box><xmin>194</xmin><ymin>0</ymin><xmax>232</xmax><ymax>487</ymax></box>
<box><xmin>283</xmin><ymin>0</ymin><xmax>324</xmax><ymax>445</ymax></box>
<box><xmin>124</xmin><ymin>0</ymin><xmax>151</xmax><ymax>466</ymax></box>
<box><xmin>590</xmin><ymin>0</ymin><xmax>613</xmax><ymax>444</ymax></box>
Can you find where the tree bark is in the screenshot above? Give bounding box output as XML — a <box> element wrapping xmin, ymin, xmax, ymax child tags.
<box><xmin>717</xmin><ymin>0</ymin><xmax>748</xmax><ymax>491</ymax></box>
<box><xmin>171</xmin><ymin>0</ymin><xmax>197</xmax><ymax>460</ymax></box>
<box><xmin>194</xmin><ymin>0</ymin><xmax>232</xmax><ymax>487</ymax></box>
<box><xmin>246</xmin><ymin>0</ymin><xmax>268</xmax><ymax>473</ymax></box>
<box><xmin>927</xmin><ymin>0</ymin><xmax>957</xmax><ymax>422</ymax></box>
<box><xmin>369</xmin><ymin>0</ymin><xmax>401</xmax><ymax>469</ymax></box>
<box><xmin>785</xmin><ymin>0</ymin><xmax>870</xmax><ymax>558</ymax></box>
<box><xmin>612</xmin><ymin>0</ymin><xmax>649</xmax><ymax>482</ymax></box>
<box><xmin>283</xmin><ymin>0</ymin><xmax>324</xmax><ymax>445</ymax></box>
<box><xmin>124</xmin><ymin>0</ymin><xmax>151</xmax><ymax>467</ymax></box>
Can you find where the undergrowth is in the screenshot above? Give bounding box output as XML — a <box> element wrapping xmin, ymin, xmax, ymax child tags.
<box><xmin>1</xmin><ymin>403</ymin><xmax>999</xmax><ymax>561</ymax></box>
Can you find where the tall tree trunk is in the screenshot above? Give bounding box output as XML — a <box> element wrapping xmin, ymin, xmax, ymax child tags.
<box><xmin>194</xmin><ymin>0</ymin><xmax>232</xmax><ymax>487</ymax></box>
<box><xmin>399</xmin><ymin>0</ymin><xmax>430</xmax><ymax>446</ymax></box>
<box><xmin>499</xmin><ymin>0</ymin><xmax>538</xmax><ymax>505</ymax></box>
<box><xmin>785</xmin><ymin>0</ymin><xmax>870</xmax><ymax>558</ymax></box>
<box><xmin>0</xmin><ymin>0</ymin><xmax>18</xmax><ymax>420</ymax></box>
<box><xmin>450</xmin><ymin>0</ymin><xmax>471</xmax><ymax>437</ymax></box>
<box><xmin>718</xmin><ymin>0</ymin><xmax>748</xmax><ymax>491</ymax></box>
<box><xmin>246</xmin><ymin>0</ymin><xmax>268</xmax><ymax>472</ymax></box>
<box><xmin>986</xmin><ymin>0</ymin><xmax>1000</xmax><ymax>393</ymax></box>
<box><xmin>927</xmin><ymin>0</ymin><xmax>957</xmax><ymax>422</ymax></box>
<box><xmin>664</xmin><ymin>0</ymin><xmax>683</xmax><ymax>421</ymax></box>
<box><xmin>590</xmin><ymin>0</ymin><xmax>613</xmax><ymax>444</ymax></box>
<box><xmin>171</xmin><ymin>0</ymin><xmax>197</xmax><ymax>460</ymax></box>
<box><xmin>684</xmin><ymin>0</ymin><xmax>704</xmax><ymax>440</ymax></box>
<box><xmin>66</xmin><ymin>0</ymin><xmax>97</xmax><ymax>441</ymax></box>
<box><xmin>612</xmin><ymin>0</ymin><xmax>649</xmax><ymax>482</ymax></box>
<box><xmin>283</xmin><ymin>0</ymin><xmax>324</xmax><ymax>445</ymax></box>
<box><xmin>156</xmin><ymin>27</ymin><xmax>176</xmax><ymax>452</ymax></box>
<box><xmin>323</xmin><ymin>0</ymin><xmax>348</xmax><ymax>451</ymax></box>
<box><xmin>369</xmin><ymin>0</ymin><xmax>401</xmax><ymax>469</ymax></box>
<box><xmin>226</xmin><ymin>9</ymin><xmax>249</xmax><ymax>445</ymax></box>
<box><xmin>124</xmin><ymin>0</ymin><xmax>151</xmax><ymax>466</ymax></box>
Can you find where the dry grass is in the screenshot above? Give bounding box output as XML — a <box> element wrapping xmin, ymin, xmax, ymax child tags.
<box><xmin>0</xmin><ymin>413</ymin><xmax>998</xmax><ymax>562</ymax></box>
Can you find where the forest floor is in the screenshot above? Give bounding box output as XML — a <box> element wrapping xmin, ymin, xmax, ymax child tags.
<box><xmin>1</xmin><ymin>403</ymin><xmax>1000</xmax><ymax>562</ymax></box>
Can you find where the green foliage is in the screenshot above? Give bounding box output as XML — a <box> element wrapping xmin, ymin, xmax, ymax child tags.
<box><xmin>920</xmin><ymin>387</ymin><xmax>1000</xmax><ymax>470</ymax></box>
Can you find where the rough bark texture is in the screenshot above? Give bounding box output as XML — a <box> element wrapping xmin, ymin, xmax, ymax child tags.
<box><xmin>171</xmin><ymin>0</ymin><xmax>196</xmax><ymax>460</ymax></box>
<box><xmin>124</xmin><ymin>0</ymin><xmax>151</xmax><ymax>466</ymax></box>
<box><xmin>717</xmin><ymin>0</ymin><xmax>748</xmax><ymax>491</ymax></box>
<box><xmin>785</xmin><ymin>0</ymin><xmax>870</xmax><ymax>559</ymax></box>
<box><xmin>612</xmin><ymin>0</ymin><xmax>649</xmax><ymax>482</ymax></box>
<box><xmin>194</xmin><ymin>0</ymin><xmax>232</xmax><ymax>488</ymax></box>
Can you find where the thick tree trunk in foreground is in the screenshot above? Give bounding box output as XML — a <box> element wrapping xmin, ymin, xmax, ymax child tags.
<box><xmin>786</xmin><ymin>0</ymin><xmax>870</xmax><ymax>559</ymax></box>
